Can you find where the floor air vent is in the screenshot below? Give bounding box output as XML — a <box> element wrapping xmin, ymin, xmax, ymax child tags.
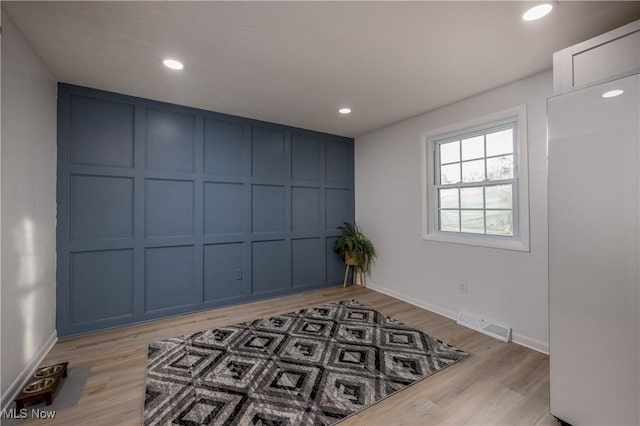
<box><xmin>456</xmin><ymin>311</ymin><xmax>511</xmax><ymax>342</ymax></box>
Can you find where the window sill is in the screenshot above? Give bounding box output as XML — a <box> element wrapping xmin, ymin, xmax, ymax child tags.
<box><xmin>422</xmin><ymin>231</ymin><xmax>530</xmax><ymax>252</ymax></box>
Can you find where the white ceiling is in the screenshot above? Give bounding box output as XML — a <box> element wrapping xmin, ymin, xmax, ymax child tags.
<box><xmin>4</xmin><ymin>1</ymin><xmax>640</xmax><ymax>137</ymax></box>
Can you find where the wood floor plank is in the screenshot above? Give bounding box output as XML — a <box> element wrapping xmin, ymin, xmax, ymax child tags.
<box><xmin>15</xmin><ymin>286</ymin><xmax>558</xmax><ymax>425</ymax></box>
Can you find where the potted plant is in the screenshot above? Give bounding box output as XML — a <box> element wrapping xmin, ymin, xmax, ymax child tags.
<box><xmin>333</xmin><ymin>222</ymin><xmax>376</xmax><ymax>273</ymax></box>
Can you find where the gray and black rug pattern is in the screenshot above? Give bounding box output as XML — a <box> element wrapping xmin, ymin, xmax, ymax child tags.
<box><xmin>143</xmin><ymin>299</ymin><xmax>468</xmax><ymax>425</ymax></box>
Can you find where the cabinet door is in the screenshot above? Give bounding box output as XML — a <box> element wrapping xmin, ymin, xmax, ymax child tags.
<box><xmin>548</xmin><ymin>74</ymin><xmax>639</xmax><ymax>426</ymax></box>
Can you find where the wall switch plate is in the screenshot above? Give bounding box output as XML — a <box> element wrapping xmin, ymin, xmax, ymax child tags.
<box><xmin>459</xmin><ymin>282</ymin><xmax>468</xmax><ymax>294</ymax></box>
<box><xmin>235</xmin><ymin>269</ymin><xmax>242</xmax><ymax>280</ymax></box>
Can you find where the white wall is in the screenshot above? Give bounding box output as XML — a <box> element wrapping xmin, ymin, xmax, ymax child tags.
<box><xmin>1</xmin><ymin>14</ymin><xmax>58</xmax><ymax>408</ymax></box>
<box><xmin>355</xmin><ymin>70</ymin><xmax>551</xmax><ymax>353</ymax></box>
<box><xmin>0</xmin><ymin>8</ymin><xmax>3</xmax><ymax>402</ymax></box>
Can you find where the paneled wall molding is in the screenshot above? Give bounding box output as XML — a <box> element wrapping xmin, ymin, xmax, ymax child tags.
<box><xmin>57</xmin><ymin>83</ymin><xmax>354</xmax><ymax>337</ymax></box>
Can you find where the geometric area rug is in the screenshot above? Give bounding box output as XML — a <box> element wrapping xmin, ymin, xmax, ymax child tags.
<box><xmin>143</xmin><ymin>299</ymin><xmax>469</xmax><ymax>425</ymax></box>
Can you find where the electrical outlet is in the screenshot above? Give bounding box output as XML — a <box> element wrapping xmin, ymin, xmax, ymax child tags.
<box><xmin>459</xmin><ymin>282</ymin><xmax>468</xmax><ymax>294</ymax></box>
<box><xmin>234</xmin><ymin>269</ymin><xmax>242</xmax><ymax>280</ymax></box>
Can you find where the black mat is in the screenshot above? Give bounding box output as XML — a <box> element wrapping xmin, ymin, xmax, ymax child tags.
<box><xmin>143</xmin><ymin>299</ymin><xmax>468</xmax><ymax>425</ymax></box>
<box><xmin>4</xmin><ymin>366</ymin><xmax>90</xmax><ymax>425</ymax></box>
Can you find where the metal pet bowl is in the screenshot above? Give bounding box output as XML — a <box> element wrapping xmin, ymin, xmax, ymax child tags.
<box><xmin>23</xmin><ymin>378</ymin><xmax>55</xmax><ymax>394</ymax></box>
<box><xmin>34</xmin><ymin>364</ymin><xmax>63</xmax><ymax>378</ymax></box>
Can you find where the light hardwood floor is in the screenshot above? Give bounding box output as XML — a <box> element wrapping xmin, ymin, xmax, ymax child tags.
<box><xmin>19</xmin><ymin>286</ymin><xmax>558</xmax><ymax>425</ymax></box>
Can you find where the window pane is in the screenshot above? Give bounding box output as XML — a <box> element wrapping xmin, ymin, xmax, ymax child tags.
<box><xmin>460</xmin><ymin>187</ymin><xmax>483</xmax><ymax>208</ymax></box>
<box><xmin>440</xmin><ymin>163</ymin><xmax>461</xmax><ymax>184</ymax></box>
<box><xmin>462</xmin><ymin>159</ymin><xmax>485</xmax><ymax>182</ymax></box>
<box><xmin>461</xmin><ymin>210</ymin><xmax>484</xmax><ymax>234</ymax></box>
<box><xmin>486</xmin><ymin>128</ymin><xmax>513</xmax><ymax>156</ymax></box>
<box><xmin>461</xmin><ymin>136</ymin><xmax>484</xmax><ymax>161</ymax></box>
<box><xmin>486</xmin><ymin>155</ymin><xmax>513</xmax><ymax>180</ymax></box>
<box><xmin>440</xmin><ymin>210</ymin><xmax>460</xmax><ymax>232</ymax></box>
<box><xmin>485</xmin><ymin>184</ymin><xmax>512</xmax><ymax>209</ymax></box>
<box><xmin>486</xmin><ymin>210</ymin><xmax>513</xmax><ymax>236</ymax></box>
<box><xmin>440</xmin><ymin>141</ymin><xmax>460</xmax><ymax>164</ymax></box>
<box><xmin>439</xmin><ymin>188</ymin><xmax>459</xmax><ymax>208</ymax></box>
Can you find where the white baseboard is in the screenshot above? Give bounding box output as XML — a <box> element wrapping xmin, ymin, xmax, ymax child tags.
<box><xmin>366</xmin><ymin>281</ymin><xmax>549</xmax><ymax>355</ymax></box>
<box><xmin>1</xmin><ymin>330</ymin><xmax>58</xmax><ymax>411</ymax></box>
<box><xmin>366</xmin><ymin>281</ymin><xmax>458</xmax><ymax>320</ymax></box>
<box><xmin>511</xmin><ymin>332</ymin><xmax>549</xmax><ymax>355</ymax></box>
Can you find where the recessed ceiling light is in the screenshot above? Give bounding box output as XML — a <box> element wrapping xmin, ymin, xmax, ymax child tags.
<box><xmin>602</xmin><ymin>89</ymin><xmax>624</xmax><ymax>98</ymax></box>
<box><xmin>522</xmin><ymin>3</ymin><xmax>554</xmax><ymax>21</ymax></box>
<box><xmin>163</xmin><ymin>59</ymin><xmax>184</xmax><ymax>70</ymax></box>
<box><xmin>338</xmin><ymin>108</ymin><xmax>352</xmax><ymax>114</ymax></box>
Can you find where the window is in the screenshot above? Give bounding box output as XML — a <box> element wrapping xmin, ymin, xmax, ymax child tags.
<box><xmin>421</xmin><ymin>105</ymin><xmax>529</xmax><ymax>251</ymax></box>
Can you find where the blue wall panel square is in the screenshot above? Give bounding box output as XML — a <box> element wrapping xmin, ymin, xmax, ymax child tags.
<box><xmin>204</xmin><ymin>119</ymin><xmax>244</xmax><ymax>177</ymax></box>
<box><xmin>326</xmin><ymin>237</ymin><xmax>343</xmax><ymax>282</ymax></box>
<box><xmin>291</xmin><ymin>187</ymin><xmax>320</xmax><ymax>233</ymax></box>
<box><xmin>252</xmin><ymin>127</ymin><xmax>285</xmax><ymax>179</ymax></box>
<box><xmin>204</xmin><ymin>243</ymin><xmax>244</xmax><ymax>302</ymax></box>
<box><xmin>252</xmin><ymin>240</ymin><xmax>286</xmax><ymax>294</ymax></box>
<box><xmin>145</xmin><ymin>246</ymin><xmax>195</xmax><ymax>312</ymax></box>
<box><xmin>71</xmin><ymin>175</ymin><xmax>133</xmax><ymax>241</ymax></box>
<box><xmin>146</xmin><ymin>179</ymin><xmax>194</xmax><ymax>237</ymax></box>
<box><xmin>71</xmin><ymin>96</ymin><xmax>134</xmax><ymax>168</ymax></box>
<box><xmin>291</xmin><ymin>133</ymin><xmax>321</xmax><ymax>181</ymax></box>
<box><xmin>292</xmin><ymin>238</ymin><xmax>322</xmax><ymax>287</ymax></box>
<box><xmin>252</xmin><ymin>185</ymin><xmax>285</xmax><ymax>233</ymax></box>
<box><xmin>204</xmin><ymin>182</ymin><xmax>244</xmax><ymax>235</ymax></box>
<box><xmin>326</xmin><ymin>188</ymin><xmax>352</xmax><ymax>231</ymax></box>
<box><xmin>326</xmin><ymin>140</ymin><xmax>353</xmax><ymax>183</ymax></box>
<box><xmin>71</xmin><ymin>249</ymin><xmax>134</xmax><ymax>324</ymax></box>
<box><xmin>146</xmin><ymin>109</ymin><xmax>195</xmax><ymax>172</ymax></box>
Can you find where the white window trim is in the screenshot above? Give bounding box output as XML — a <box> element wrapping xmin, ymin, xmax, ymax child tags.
<box><xmin>421</xmin><ymin>105</ymin><xmax>530</xmax><ymax>252</ymax></box>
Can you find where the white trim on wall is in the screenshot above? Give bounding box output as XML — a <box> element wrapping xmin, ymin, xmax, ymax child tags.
<box><xmin>366</xmin><ymin>282</ymin><xmax>549</xmax><ymax>354</ymax></box>
<box><xmin>421</xmin><ymin>104</ymin><xmax>530</xmax><ymax>252</ymax></box>
<box><xmin>1</xmin><ymin>331</ymin><xmax>58</xmax><ymax>411</ymax></box>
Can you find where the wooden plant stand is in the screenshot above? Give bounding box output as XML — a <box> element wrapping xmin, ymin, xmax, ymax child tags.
<box><xmin>15</xmin><ymin>362</ymin><xmax>68</xmax><ymax>410</ymax></box>
<box><xmin>343</xmin><ymin>255</ymin><xmax>365</xmax><ymax>288</ymax></box>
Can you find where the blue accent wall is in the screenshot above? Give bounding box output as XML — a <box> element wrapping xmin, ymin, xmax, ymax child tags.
<box><xmin>56</xmin><ymin>83</ymin><xmax>354</xmax><ymax>337</ymax></box>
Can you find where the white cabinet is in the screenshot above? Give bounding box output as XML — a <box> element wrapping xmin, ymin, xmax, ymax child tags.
<box><xmin>549</xmin><ymin>22</ymin><xmax>640</xmax><ymax>425</ymax></box>
<box><xmin>553</xmin><ymin>20</ymin><xmax>639</xmax><ymax>95</ymax></box>
<box><xmin>549</xmin><ymin>43</ymin><xmax>640</xmax><ymax>426</ymax></box>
